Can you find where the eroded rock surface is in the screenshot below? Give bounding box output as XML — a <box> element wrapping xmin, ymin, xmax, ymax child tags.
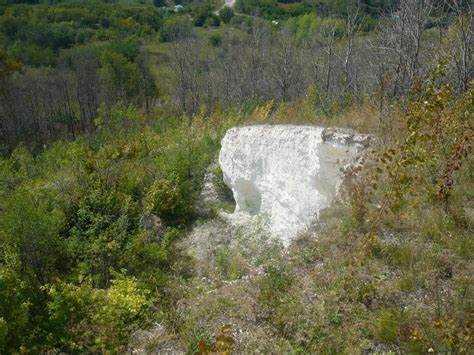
<box><xmin>219</xmin><ymin>125</ymin><xmax>370</xmax><ymax>244</ymax></box>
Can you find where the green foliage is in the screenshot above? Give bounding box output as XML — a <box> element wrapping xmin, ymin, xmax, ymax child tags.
<box><xmin>1</xmin><ymin>37</ymin><xmax>156</xmax><ymax>151</ymax></box>
<box><xmin>219</xmin><ymin>6</ymin><xmax>234</xmax><ymax>24</ymax></box>
<box><xmin>100</xmin><ymin>49</ymin><xmax>142</xmax><ymax>102</ymax></box>
<box><xmin>160</xmin><ymin>15</ymin><xmax>193</xmax><ymax>42</ymax></box>
<box><xmin>236</xmin><ymin>0</ymin><xmax>313</xmax><ymax>20</ymax></box>
<box><xmin>67</xmin><ymin>183</ymin><xmax>140</xmax><ymax>287</ymax></box>
<box><xmin>155</xmin><ymin>71</ymin><xmax>473</xmax><ymax>354</ymax></box>
<box><xmin>0</xmin><ymin>48</ymin><xmax>22</xmax><ymax>78</ymax></box>
<box><xmin>209</xmin><ymin>32</ymin><xmax>222</xmax><ymax>47</ymax></box>
<box><xmin>8</xmin><ymin>41</ymin><xmax>55</xmax><ymax>66</ymax></box>
<box><xmin>0</xmin><ymin>2</ymin><xmax>163</xmax><ymax>66</ymax></box>
<box><xmin>0</xmin><ymin>268</ymin><xmax>32</xmax><ymax>352</ymax></box>
<box><xmin>286</xmin><ymin>13</ymin><xmax>346</xmax><ymax>42</ymax></box>
<box><xmin>235</xmin><ymin>0</ymin><xmax>395</xmax><ymax>22</ymax></box>
<box><xmin>0</xmin><ymin>188</ymin><xmax>66</xmax><ymax>284</ymax></box>
<box><xmin>205</xmin><ymin>14</ymin><xmax>221</xmax><ymax>27</ymax></box>
<box><xmin>145</xmin><ymin>174</ymin><xmax>194</xmax><ymax>224</ymax></box>
<box><xmin>258</xmin><ymin>263</ymin><xmax>294</xmax><ymax>310</ymax></box>
<box><xmin>153</xmin><ymin>0</ymin><xmax>167</xmax><ymax>7</ymax></box>
<box><xmin>0</xmin><ymin>1</ymin><xmax>471</xmax><ymax>352</ymax></box>
<box><xmin>46</xmin><ymin>275</ymin><xmax>150</xmax><ymax>352</ymax></box>
<box><xmin>362</xmin><ymin>68</ymin><xmax>473</xmax><ymax>225</ymax></box>
<box><xmin>315</xmin><ymin>0</ymin><xmax>395</xmax><ymax>17</ymax></box>
<box><xmin>215</xmin><ymin>246</ymin><xmax>248</xmax><ymax>281</ymax></box>
<box><xmin>193</xmin><ymin>1</ymin><xmax>220</xmax><ymax>27</ymax></box>
<box><xmin>0</xmin><ymin>108</ymin><xmax>224</xmax><ymax>351</ymax></box>
<box><xmin>300</xmin><ymin>69</ymin><xmax>474</xmax><ymax>352</ymax></box>
<box><xmin>374</xmin><ymin>309</ymin><xmax>400</xmax><ymax>343</ymax></box>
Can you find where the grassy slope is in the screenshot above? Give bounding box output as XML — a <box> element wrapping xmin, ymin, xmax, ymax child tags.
<box><xmin>133</xmin><ymin>82</ymin><xmax>473</xmax><ymax>353</ymax></box>
<box><xmin>1</xmin><ymin>66</ymin><xmax>471</xmax><ymax>352</ymax></box>
<box><xmin>0</xmin><ymin>5</ymin><xmax>472</xmax><ymax>351</ymax></box>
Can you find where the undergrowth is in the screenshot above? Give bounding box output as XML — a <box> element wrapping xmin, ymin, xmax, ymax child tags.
<box><xmin>1</xmin><ymin>67</ymin><xmax>471</xmax><ymax>352</ymax></box>
<box><xmin>158</xmin><ymin>72</ymin><xmax>473</xmax><ymax>353</ymax></box>
<box><xmin>0</xmin><ymin>107</ymin><xmax>237</xmax><ymax>352</ymax></box>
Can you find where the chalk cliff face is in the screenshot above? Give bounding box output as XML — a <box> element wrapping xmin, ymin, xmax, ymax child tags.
<box><xmin>218</xmin><ymin>125</ymin><xmax>370</xmax><ymax>244</ymax></box>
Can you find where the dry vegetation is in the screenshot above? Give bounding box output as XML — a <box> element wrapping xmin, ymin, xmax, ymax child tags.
<box><xmin>132</xmin><ymin>69</ymin><xmax>473</xmax><ymax>353</ymax></box>
<box><xmin>0</xmin><ymin>0</ymin><xmax>472</xmax><ymax>352</ymax></box>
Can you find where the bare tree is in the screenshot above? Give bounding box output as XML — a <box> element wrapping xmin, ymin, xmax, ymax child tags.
<box><xmin>169</xmin><ymin>38</ymin><xmax>203</xmax><ymax>115</ymax></box>
<box><xmin>269</xmin><ymin>30</ymin><xmax>305</xmax><ymax>101</ymax></box>
<box><xmin>370</xmin><ymin>0</ymin><xmax>435</xmax><ymax>100</ymax></box>
<box><xmin>343</xmin><ymin>0</ymin><xmax>365</xmax><ymax>95</ymax></box>
<box><xmin>444</xmin><ymin>0</ymin><xmax>473</xmax><ymax>92</ymax></box>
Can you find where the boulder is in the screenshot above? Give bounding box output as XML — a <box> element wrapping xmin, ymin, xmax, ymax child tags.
<box><xmin>218</xmin><ymin>125</ymin><xmax>370</xmax><ymax>244</ymax></box>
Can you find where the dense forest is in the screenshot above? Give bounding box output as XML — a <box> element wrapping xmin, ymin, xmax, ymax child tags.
<box><xmin>0</xmin><ymin>0</ymin><xmax>472</xmax><ymax>353</ymax></box>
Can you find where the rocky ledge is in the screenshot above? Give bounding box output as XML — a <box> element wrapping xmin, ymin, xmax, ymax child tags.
<box><xmin>218</xmin><ymin>125</ymin><xmax>372</xmax><ymax>244</ymax></box>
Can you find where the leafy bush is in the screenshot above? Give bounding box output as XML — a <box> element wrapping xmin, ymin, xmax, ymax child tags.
<box><xmin>258</xmin><ymin>263</ymin><xmax>294</xmax><ymax>311</ymax></box>
<box><xmin>0</xmin><ymin>188</ymin><xmax>66</xmax><ymax>285</ymax></box>
<box><xmin>286</xmin><ymin>13</ymin><xmax>346</xmax><ymax>42</ymax></box>
<box><xmin>209</xmin><ymin>32</ymin><xmax>222</xmax><ymax>47</ymax></box>
<box><xmin>0</xmin><ymin>268</ymin><xmax>33</xmax><ymax>353</ymax></box>
<box><xmin>359</xmin><ymin>67</ymin><xmax>473</xmax><ymax>228</ymax></box>
<box><xmin>193</xmin><ymin>2</ymin><xmax>214</xmax><ymax>27</ymax></box>
<box><xmin>204</xmin><ymin>14</ymin><xmax>221</xmax><ymax>27</ymax></box>
<box><xmin>145</xmin><ymin>174</ymin><xmax>194</xmax><ymax>224</ymax></box>
<box><xmin>46</xmin><ymin>275</ymin><xmax>150</xmax><ymax>352</ymax></box>
<box><xmin>0</xmin><ymin>2</ymin><xmax>163</xmax><ymax>66</ymax></box>
<box><xmin>219</xmin><ymin>6</ymin><xmax>234</xmax><ymax>24</ymax></box>
<box><xmin>0</xmin><ymin>108</ymin><xmax>225</xmax><ymax>351</ymax></box>
<box><xmin>99</xmin><ymin>49</ymin><xmax>142</xmax><ymax>103</ymax></box>
<box><xmin>160</xmin><ymin>16</ymin><xmax>193</xmax><ymax>42</ymax></box>
<box><xmin>236</xmin><ymin>0</ymin><xmax>313</xmax><ymax>20</ymax></box>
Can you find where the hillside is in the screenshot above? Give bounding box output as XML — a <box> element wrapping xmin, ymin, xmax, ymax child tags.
<box><xmin>0</xmin><ymin>0</ymin><xmax>472</xmax><ymax>353</ymax></box>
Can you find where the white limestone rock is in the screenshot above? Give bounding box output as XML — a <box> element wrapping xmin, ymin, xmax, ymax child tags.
<box><xmin>218</xmin><ymin>125</ymin><xmax>370</xmax><ymax>245</ymax></box>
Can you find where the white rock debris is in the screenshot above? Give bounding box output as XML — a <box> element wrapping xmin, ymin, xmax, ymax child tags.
<box><xmin>219</xmin><ymin>125</ymin><xmax>371</xmax><ymax>245</ymax></box>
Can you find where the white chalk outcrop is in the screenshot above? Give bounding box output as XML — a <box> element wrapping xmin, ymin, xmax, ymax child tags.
<box><xmin>218</xmin><ymin>125</ymin><xmax>371</xmax><ymax>244</ymax></box>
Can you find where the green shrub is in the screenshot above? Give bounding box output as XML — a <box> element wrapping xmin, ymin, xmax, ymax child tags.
<box><xmin>374</xmin><ymin>310</ymin><xmax>400</xmax><ymax>343</ymax></box>
<box><xmin>0</xmin><ymin>268</ymin><xmax>33</xmax><ymax>353</ymax></box>
<box><xmin>67</xmin><ymin>185</ymin><xmax>140</xmax><ymax>287</ymax></box>
<box><xmin>219</xmin><ymin>7</ymin><xmax>234</xmax><ymax>24</ymax></box>
<box><xmin>0</xmin><ymin>105</ymin><xmax>230</xmax><ymax>351</ymax></box>
<box><xmin>193</xmin><ymin>2</ymin><xmax>214</xmax><ymax>27</ymax></box>
<box><xmin>0</xmin><ymin>2</ymin><xmax>163</xmax><ymax>66</ymax></box>
<box><xmin>209</xmin><ymin>32</ymin><xmax>222</xmax><ymax>47</ymax></box>
<box><xmin>47</xmin><ymin>275</ymin><xmax>151</xmax><ymax>352</ymax></box>
<box><xmin>205</xmin><ymin>15</ymin><xmax>221</xmax><ymax>27</ymax></box>
<box><xmin>99</xmin><ymin>50</ymin><xmax>142</xmax><ymax>103</ymax></box>
<box><xmin>160</xmin><ymin>16</ymin><xmax>193</xmax><ymax>42</ymax></box>
<box><xmin>0</xmin><ymin>188</ymin><xmax>66</xmax><ymax>285</ymax></box>
<box><xmin>145</xmin><ymin>173</ymin><xmax>194</xmax><ymax>225</ymax></box>
<box><xmin>258</xmin><ymin>263</ymin><xmax>293</xmax><ymax>308</ymax></box>
<box><xmin>215</xmin><ymin>246</ymin><xmax>247</xmax><ymax>280</ymax></box>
